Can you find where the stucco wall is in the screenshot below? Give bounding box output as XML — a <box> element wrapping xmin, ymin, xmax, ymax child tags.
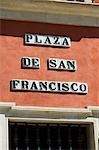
<box><xmin>0</xmin><ymin>19</ymin><xmax>99</xmax><ymax>108</ymax></box>
<box><xmin>96</xmin><ymin>0</ymin><xmax>99</xmax><ymax>3</ymax></box>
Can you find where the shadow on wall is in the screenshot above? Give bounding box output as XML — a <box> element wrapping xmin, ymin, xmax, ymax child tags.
<box><xmin>0</xmin><ymin>19</ymin><xmax>99</xmax><ymax>41</ymax></box>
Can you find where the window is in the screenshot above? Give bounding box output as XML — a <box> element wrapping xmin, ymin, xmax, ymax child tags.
<box><xmin>9</xmin><ymin>122</ymin><xmax>88</xmax><ymax>150</ymax></box>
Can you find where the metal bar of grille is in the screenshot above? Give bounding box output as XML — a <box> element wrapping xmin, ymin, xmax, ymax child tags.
<box><xmin>58</xmin><ymin>125</ymin><xmax>61</xmax><ymax>150</ymax></box>
<box><xmin>78</xmin><ymin>125</ymin><xmax>83</xmax><ymax>149</ymax></box>
<box><xmin>25</xmin><ymin>124</ymin><xmax>29</xmax><ymax>150</ymax></box>
<box><xmin>68</xmin><ymin>125</ymin><xmax>73</xmax><ymax>150</ymax></box>
<box><xmin>47</xmin><ymin>125</ymin><xmax>51</xmax><ymax>150</ymax></box>
<box><xmin>36</xmin><ymin>125</ymin><xmax>40</xmax><ymax>150</ymax></box>
<box><xmin>14</xmin><ymin>124</ymin><xmax>18</xmax><ymax>150</ymax></box>
<box><xmin>9</xmin><ymin>122</ymin><xmax>88</xmax><ymax>150</ymax></box>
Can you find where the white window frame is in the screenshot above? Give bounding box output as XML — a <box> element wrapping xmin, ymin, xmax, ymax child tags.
<box><xmin>0</xmin><ymin>103</ymin><xmax>98</xmax><ymax>150</ymax></box>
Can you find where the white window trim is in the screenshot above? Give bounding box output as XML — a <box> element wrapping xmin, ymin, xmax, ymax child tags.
<box><xmin>0</xmin><ymin>102</ymin><xmax>99</xmax><ymax>150</ymax></box>
<box><xmin>50</xmin><ymin>0</ymin><xmax>93</xmax><ymax>4</ymax></box>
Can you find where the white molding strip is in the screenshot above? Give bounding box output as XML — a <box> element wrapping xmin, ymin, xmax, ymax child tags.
<box><xmin>0</xmin><ymin>102</ymin><xmax>99</xmax><ymax>118</ymax></box>
<box><xmin>88</xmin><ymin>106</ymin><xmax>99</xmax><ymax>111</ymax></box>
<box><xmin>0</xmin><ymin>0</ymin><xmax>99</xmax><ymax>27</ymax></box>
<box><xmin>8</xmin><ymin>117</ymin><xmax>95</xmax><ymax>124</ymax></box>
<box><xmin>0</xmin><ymin>102</ymin><xmax>98</xmax><ymax>123</ymax></box>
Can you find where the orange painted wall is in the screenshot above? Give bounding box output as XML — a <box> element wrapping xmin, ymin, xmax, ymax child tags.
<box><xmin>95</xmin><ymin>0</ymin><xmax>99</xmax><ymax>3</ymax></box>
<box><xmin>0</xmin><ymin>19</ymin><xmax>99</xmax><ymax>108</ymax></box>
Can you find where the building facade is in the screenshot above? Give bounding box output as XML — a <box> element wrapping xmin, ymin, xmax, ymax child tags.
<box><xmin>0</xmin><ymin>0</ymin><xmax>99</xmax><ymax>150</ymax></box>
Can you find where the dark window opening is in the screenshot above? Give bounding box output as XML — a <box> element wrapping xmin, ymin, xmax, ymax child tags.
<box><xmin>9</xmin><ymin>122</ymin><xmax>88</xmax><ymax>150</ymax></box>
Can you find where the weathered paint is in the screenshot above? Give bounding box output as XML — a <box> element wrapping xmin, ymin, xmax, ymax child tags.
<box><xmin>0</xmin><ymin>20</ymin><xmax>99</xmax><ymax>108</ymax></box>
